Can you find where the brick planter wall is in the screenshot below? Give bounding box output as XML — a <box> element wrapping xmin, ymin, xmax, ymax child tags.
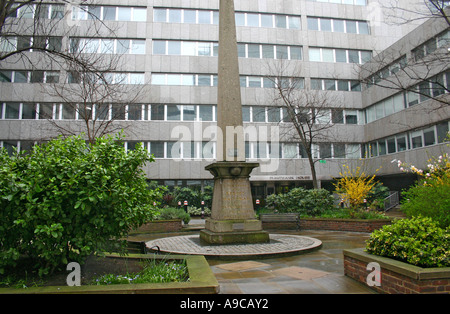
<box><xmin>132</xmin><ymin>220</ymin><xmax>183</xmax><ymax>233</ymax></box>
<box><xmin>299</xmin><ymin>218</ymin><xmax>392</xmax><ymax>233</ymax></box>
<box><xmin>344</xmin><ymin>248</ymin><xmax>450</xmax><ymax>294</ymax></box>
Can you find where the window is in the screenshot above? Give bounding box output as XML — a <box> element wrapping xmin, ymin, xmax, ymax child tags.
<box><xmin>335</xmin><ymin>49</ymin><xmax>347</xmax><ymax>63</ymax></box>
<box><xmin>308</xmin><ymin>17</ymin><xmax>319</xmax><ymax>30</ymax></box>
<box><xmin>261</xmin><ymin>14</ymin><xmax>274</xmax><ymax>28</ymax></box>
<box><xmin>128</xmin><ymin>105</ymin><xmax>142</xmax><ymax>120</ymax></box>
<box><xmin>423</xmin><ymin>127</ymin><xmax>436</xmax><ymax>146</ymax></box>
<box><xmin>267</xmin><ymin>107</ymin><xmax>280</xmax><ymax>123</ymax></box>
<box><xmin>151</xmin><ymin>104</ymin><xmax>165</xmax><ymax>120</ymax></box>
<box><xmin>154</xmin><ymin>8</ymin><xmax>167</xmax><ymax>22</ymax></box>
<box><xmin>247</xmin><ymin>13</ymin><xmax>259</xmax><ymax>27</ymax></box>
<box><xmin>346</xmin><ymin>20</ymin><xmax>357</xmax><ymax>33</ymax></box>
<box><xmin>199</xmin><ymin>105</ymin><xmax>213</xmax><ymax>121</ymax></box>
<box><xmin>262</xmin><ymin>45</ymin><xmax>274</xmax><ymax>59</ymax></box>
<box><xmin>184</xmin><ymin>10</ymin><xmax>196</xmax><ymax>23</ymax></box>
<box><xmin>320</xmin><ymin>19</ymin><xmax>332</xmax><ymax>32</ymax></box>
<box><xmin>396</xmin><ymin>135</ymin><xmax>407</xmax><ymax>152</ymax></box>
<box><xmin>252</xmin><ymin>106</ymin><xmax>266</xmax><ymax>122</ymax></box>
<box><xmin>150</xmin><ymin>142</ymin><xmax>165</xmax><ymax>158</ymax></box>
<box><xmin>183</xmin><ymin>105</ymin><xmax>196</xmax><ymax>121</ymax></box>
<box><xmin>322</xmin><ymin>49</ymin><xmax>334</xmax><ymax>62</ymax></box>
<box><xmin>169</xmin><ymin>9</ymin><xmax>181</xmax><ymax>23</ymax></box>
<box><xmin>411</xmin><ymin>131</ymin><xmax>423</xmax><ymax>148</ymax></box>
<box><xmin>345</xmin><ymin>110</ymin><xmax>358</xmax><ymax>124</ymax></box>
<box><xmin>5</xmin><ymin>103</ymin><xmax>20</xmax><ymax>119</ymax></box>
<box><xmin>22</xmin><ymin>103</ymin><xmax>36</xmax><ymax>119</ymax></box>
<box><xmin>309</xmin><ymin>48</ymin><xmax>321</xmax><ymax>62</ymax></box>
<box><xmin>332</xmin><ymin>109</ymin><xmax>344</xmax><ymax>124</ymax></box>
<box><xmin>167</xmin><ymin>105</ymin><xmax>181</xmax><ymax>121</ymax></box>
<box><xmin>333</xmin><ymin>19</ymin><xmax>345</xmax><ymax>32</ymax></box>
<box><xmin>103</xmin><ymin>7</ymin><xmax>117</xmax><ymax>20</ymax></box>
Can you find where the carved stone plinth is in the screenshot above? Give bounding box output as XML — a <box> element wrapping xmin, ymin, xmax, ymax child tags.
<box><xmin>200</xmin><ymin>162</ymin><xmax>270</xmax><ymax>244</ymax></box>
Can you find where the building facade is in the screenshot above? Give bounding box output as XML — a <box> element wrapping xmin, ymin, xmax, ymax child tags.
<box><xmin>0</xmin><ymin>0</ymin><xmax>449</xmax><ymax>199</ymax></box>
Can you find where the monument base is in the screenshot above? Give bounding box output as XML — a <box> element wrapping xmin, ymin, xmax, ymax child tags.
<box><xmin>200</xmin><ymin>228</ymin><xmax>270</xmax><ymax>245</ymax></box>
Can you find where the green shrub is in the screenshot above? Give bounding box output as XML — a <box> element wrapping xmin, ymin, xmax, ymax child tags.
<box><xmin>156</xmin><ymin>207</ymin><xmax>191</xmax><ymax>224</ymax></box>
<box><xmin>265</xmin><ymin>187</ymin><xmax>334</xmax><ymax>216</ymax></box>
<box><xmin>188</xmin><ymin>206</ymin><xmax>211</xmax><ymax>216</ymax></box>
<box><xmin>365</xmin><ymin>217</ymin><xmax>450</xmax><ymax>268</ymax></box>
<box><xmin>0</xmin><ymin>134</ymin><xmax>161</xmax><ymax>276</ymax></box>
<box><xmin>401</xmin><ymin>177</ymin><xmax>450</xmax><ymax>229</ymax></box>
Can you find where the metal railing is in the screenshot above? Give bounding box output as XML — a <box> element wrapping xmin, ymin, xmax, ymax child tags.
<box><xmin>384</xmin><ymin>191</ymin><xmax>400</xmax><ymax>212</ymax></box>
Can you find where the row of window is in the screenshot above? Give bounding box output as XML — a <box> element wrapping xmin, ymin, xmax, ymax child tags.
<box><xmin>365</xmin><ymin>71</ymin><xmax>450</xmax><ymax>124</ymax></box>
<box><xmin>153</xmin><ymin>40</ymin><xmax>304</xmax><ymax>61</ymax></box>
<box><xmin>311</xmin><ymin>78</ymin><xmax>361</xmax><ymax>92</ymax></box>
<box><xmin>412</xmin><ymin>29</ymin><xmax>449</xmax><ymax>61</ymax></box>
<box><xmin>0</xmin><ymin>36</ymin><xmax>62</xmax><ymax>53</ymax></box>
<box><xmin>308</xmin><ymin>0</ymin><xmax>367</xmax><ymax>5</ymax></box>
<box><xmin>365</xmin><ymin>55</ymin><xmax>408</xmax><ymax>88</ymax></box>
<box><xmin>307</xmin><ymin>17</ymin><xmax>370</xmax><ymax>34</ymax></box>
<box><xmin>72</xmin><ymin>5</ymin><xmax>147</xmax><ymax>22</ymax></box>
<box><xmin>0</xmin><ymin>102</ymin><xmax>362</xmax><ymax>126</ymax></box>
<box><xmin>309</xmin><ymin>47</ymin><xmax>372</xmax><ymax>64</ymax></box>
<box><xmin>153</xmin><ymin>8</ymin><xmax>301</xmax><ymax>30</ymax></box>
<box><xmin>8</xmin><ymin>3</ymin><xmax>65</xmax><ymax>20</ymax></box>
<box><xmin>366</xmin><ymin>121</ymin><xmax>449</xmax><ymax>158</ymax></box>
<box><xmin>0</xmin><ymin>70</ymin><xmax>60</xmax><ymax>84</ymax></box>
<box><xmin>69</xmin><ymin>38</ymin><xmax>146</xmax><ymax>55</ymax></box>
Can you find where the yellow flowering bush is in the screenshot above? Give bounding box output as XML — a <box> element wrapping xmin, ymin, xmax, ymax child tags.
<box><xmin>334</xmin><ymin>165</ymin><xmax>378</xmax><ymax>211</ymax></box>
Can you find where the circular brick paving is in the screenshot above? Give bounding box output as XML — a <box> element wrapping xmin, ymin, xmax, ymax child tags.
<box><xmin>146</xmin><ymin>234</ymin><xmax>322</xmax><ymax>258</ymax></box>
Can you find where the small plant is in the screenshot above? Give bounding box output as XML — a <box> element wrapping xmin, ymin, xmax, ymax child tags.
<box><xmin>366</xmin><ymin>216</ymin><xmax>450</xmax><ymax>268</ymax></box>
<box><xmin>156</xmin><ymin>207</ymin><xmax>191</xmax><ymax>224</ymax></box>
<box><xmin>92</xmin><ymin>258</ymin><xmax>189</xmax><ymax>285</ymax></box>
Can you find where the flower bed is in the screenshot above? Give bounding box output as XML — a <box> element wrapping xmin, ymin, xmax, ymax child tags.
<box><xmin>344</xmin><ymin>248</ymin><xmax>450</xmax><ymax>294</ymax></box>
<box><xmin>0</xmin><ymin>254</ymin><xmax>219</xmax><ymax>294</ymax></box>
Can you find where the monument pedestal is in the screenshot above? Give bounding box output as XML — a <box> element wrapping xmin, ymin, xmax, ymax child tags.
<box><xmin>199</xmin><ymin>162</ymin><xmax>270</xmax><ymax>245</ymax></box>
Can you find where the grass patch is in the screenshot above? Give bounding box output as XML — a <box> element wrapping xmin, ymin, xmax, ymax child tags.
<box><xmin>91</xmin><ymin>258</ymin><xmax>189</xmax><ymax>285</ymax></box>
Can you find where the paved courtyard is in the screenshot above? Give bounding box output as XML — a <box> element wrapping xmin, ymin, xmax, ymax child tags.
<box><xmin>129</xmin><ymin>220</ymin><xmax>376</xmax><ymax>294</ymax></box>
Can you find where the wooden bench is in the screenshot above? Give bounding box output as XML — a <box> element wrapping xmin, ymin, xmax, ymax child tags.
<box><xmin>260</xmin><ymin>213</ymin><xmax>300</xmax><ymax>230</ymax></box>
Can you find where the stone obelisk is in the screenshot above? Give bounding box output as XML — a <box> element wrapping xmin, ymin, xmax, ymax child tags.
<box><xmin>199</xmin><ymin>0</ymin><xmax>269</xmax><ymax>244</ymax></box>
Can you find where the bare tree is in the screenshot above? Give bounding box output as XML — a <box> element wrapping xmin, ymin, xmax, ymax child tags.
<box><xmin>265</xmin><ymin>60</ymin><xmax>343</xmax><ymax>189</ymax></box>
<box><xmin>1</xmin><ymin>1</ymin><xmax>148</xmax><ymax>143</ymax></box>
<box><xmin>382</xmin><ymin>0</ymin><xmax>450</xmax><ymax>26</ymax></box>
<box><xmin>360</xmin><ymin>3</ymin><xmax>449</xmax><ymax>110</ymax></box>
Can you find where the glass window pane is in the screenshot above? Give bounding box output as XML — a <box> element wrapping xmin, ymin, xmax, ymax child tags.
<box><xmin>248</xmin><ymin>77</ymin><xmax>261</xmax><ymax>88</ymax></box>
<box><xmin>309</xmin><ymin>48</ymin><xmax>321</xmax><ymax>61</ymax></box>
<box><xmin>131</xmin><ymin>40</ymin><xmax>146</xmax><ymax>54</ymax></box>
<box><xmin>308</xmin><ymin>17</ymin><xmax>319</xmax><ymax>30</ymax></box>
<box><xmin>319</xmin><ymin>143</ymin><xmax>332</xmax><ymax>159</ymax></box>
<box><xmin>22</xmin><ymin>103</ymin><xmax>36</xmax><ymax>119</ymax></box>
<box><xmin>332</xmin><ymin>109</ymin><xmax>344</xmax><ymax>124</ymax></box>
<box><xmin>338</xmin><ymin>80</ymin><xmax>349</xmax><ymax>91</ymax></box>
<box><xmin>169</xmin><ymin>9</ymin><xmax>182</xmax><ymax>23</ymax></box>
<box><xmin>118</xmin><ymin>7</ymin><xmax>131</xmax><ymax>21</ymax></box>
<box><xmin>235</xmin><ymin>12</ymin><xmax>245</xmax><ymax>26</ymax></box>
<box><xmin>198</xmin><ymin>75</ymin><xmax>211</xmax><ymax>86</ymax></box>
<box><xmin>154</xmin><ymin>8</ymin><xmax>167</xmax><ymax>22</ymax></box>
<box><xmin>267</xmin><ymin>107</ymin><xmax>280</xmax><ymax>122</ymax></box>
<box><xmin>150</xmin><ymin>142</ymin><xmax>165</xmax><ymax>158</ymax></box>
<box><xmin>320</xmin><ymin>18</ymin><xmax>332</xmax><ymax>31</ymax></box>
<box><xmin>133</xmin><ymin>8</ymin><xmax>147</xmax><ymax>22</ymax></box>
<box><xmin>276</xmin><ymin>15</ymin><xmax>287</xmax><ymax>28</ymax></box>
<box><xmin>39</xmin><ymin>104</ymin><xmax>53</xmax><ymax>119</ymax></box>
<box><xmin>87</xmin><ymin>6</ymin><xmax>101</xmax><ymax>20</ymax></box>
<box><xmin>242</xmin><ymin>106</ymin><xmax>250</xmax><ymax>122</ymax></box>
<box><xmin>127</xmin><ymin>105</ymin><xmax>142</xmax><ymax>120</ymax></box>
<box><xmin>345</xmin><ymin>110</ymin><xmax>358</xmax><ymax>124</ymax></box>
<box><xmin>181</xmin><ymin>41</ymin><xmax>196</xmax><ymax>56</ymax></box>
<box><xmin>424</xmin><ymin>127</ymin><xmax>436</xmax><ymax>146</ymax></box>
<box><xmin>289</xmin><ymin>16</ymin><xmax>301</xmax><ymax>29</ymax></box>
<box><xmin>397</xmin><ymin>135</ymin><xmax>407</xmax><ymax>151</ymax></box>
<box><xmin>437</xmin><ymin>122</ymin><xmax>449</xmax><ymax>143</ymax></box>
<box><xmin>284</xmin><ymin>143</ymin><xmax>299</xmax><ymax>158</ymax></box>
<box><xmin>103</xmin><ymin>7</ymin><xmax>116</xmax><ymax>20</ymax></box>
<box><xmin>346</xmin><ymin>20</ymin><xmax>357</xmax><ymax>33</ymax></box>
<box><xmin>322</xmin><ymin>49</ymin><xmax>334</xmax><ymax>62</ymax></box>
<box><xmin>167</xmin><ymin>104</ymin><xmax>181</xmax><ymax>120</ymax></box>
<box><xmin>247</xmin><ymin>13</ymin><xmax>259</xmax><ymax>27</ymax></box>
<box><xmin>276</xmin><ymin>46</ymin><xmax>288</xmax><ymax>59</ymax></box>
<box><xmin>151</xmin><ymin>104</ymin><xmax>165</xmax><ymax>120</ymax></box>
<box><xmin>261</xmin><ymin>14</ymin><xmax>273</xmax><ymax>28</ymax></box>
<box><xmin>311</xmin><ymin>79</ymin><xmax>323</xmax><ymax>90</ymax></box>
<box><xmin>361</xmin><ymin>51</ymin><xmax>372</xmax><ymax>63</ymax></box>
<box><xmin>184</xmin><ymin>10</ymin><xmax>196</xmax><ymax>23</ymax></box>
<box><xmin>248</xmin><ymin>44</ymin><xmax>260</xmax><ymax>58</ymax></box>
<box><xmin>15</xmin><ymin>71</ymin><xmax>28</xmax><ymax>83</ymax></box>
<box><xmin>168</xmin><ymin>41</ymin><xmax>181</xmax><ymax>55</ymax></box>
<box><xmin>290</xmin><ymin>46</ymin><xmax>302</xmax><ymax>60</ymax></box>
<box><xmin>202</xmin><ymin>141</ymin><xmax>215</xmax><ymax>159</ymax></box>
<box><xmin>333</xmin><ymin>19</ymin><xmax>345</xmax><ymax>32</ymax></box>
<box><xmin>198</xmin><ymin>10</ymin><xmax>211</xmax><ymax>24</ymax></box>
<box><xmin>100</xmin><ymin>39</ymin><xmax>114</xmax><ymax>54</ymax></box>
<box><xmin>153</xmin><ymin>40</ymin><xmax>166</xmax><ymax>54</ymax></box>
<box><xmin>0</xmin><ymin>70</ymin><xmax>12</xmax><ymax>82</ymax></box>
<box><xmin>199</xmin><ymin>105</ymin><xmax>213</xmax><ymax>121</ymax></box>
<box><xmin>335</xmin><ymin>49</ymin><xmax>347</xmax><ymax>62</ymax></box>
<box><xmin>325</xmin><ymin>79</ymin><xmax>336</xmax><ymax>90</ymax></box>
<box><xmin>262</xmin><ymin>45</ymin><xmax>274</xmax><ymax>59</ymax></box>
<box><xmin>198</xmin><ymin>42</ymin><xmax>211</xmax><ymax>56</ymax></box>
<box><xmin>183</xmin><ymin>105</ymin><xmax>196</xmax><ymax>121</ymax></box>
<box><xmin>411</xmin><ymin>131</ymin><xmax>423</xmax><ymax>148</ymax></box>
<box><xmin>117</xmin><ymin>39</ymin><xmax>130</xmax><ymax>54</ymax></box>
<box><xmin>252</xmin><ymin>106</ymin><xmax>266</xmax><ymax>122</ymax></box>
<box><xmin>5</xmin><ymin>103</ymin><xmax>20</xmax><ymax>119</ymax></box>
<box><xmin>61</xmin><ymin>104</ymin><xmax>76</xmax><ymax>119</ymax></box>
<box><xmin>181</xmin><ymin>75</ymin><xmax>195</xmax><ymax>86</ymax></box>
<box><xmin>358</xmin><ymin>21</ymin><xmax>369</xmax><ymax>34</ymax></box>
<box><xmin>348</xmin><ymin>50</ymin><xmax>360</xmax><ymax>63</ymax></box>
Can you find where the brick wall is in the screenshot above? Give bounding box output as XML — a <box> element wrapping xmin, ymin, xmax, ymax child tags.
<box><xmin>344</xmin><ymin>249</ymin><xmax>450</xmax><ymax>294</ymax></box>
<box><xmin>299</xmin><ymin>218</ymin><xmax>391</xmax><ymax>233</ymax></box>
<box><xmin>133</xmin><ymin>220</ymin><xmax>183</xmax><ymax>233</ymax></box>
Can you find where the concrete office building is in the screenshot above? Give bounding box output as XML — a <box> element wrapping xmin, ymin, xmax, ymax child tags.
<box><xmin>0</xmin><ymin>0</ymin><xmax>449</xmax><ymax>200</ymax></box>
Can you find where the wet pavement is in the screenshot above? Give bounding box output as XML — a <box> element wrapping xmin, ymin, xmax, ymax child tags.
<box><xmin>128</xmin><ymin>219</ymin><xmax>376</xmax><ymax>294</ymax></box>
